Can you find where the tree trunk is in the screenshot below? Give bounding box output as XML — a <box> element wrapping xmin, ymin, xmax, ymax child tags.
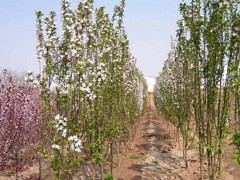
<box><xmin>15</xmin><ymin>151</ymin><xmax>19</xmax><ymax>180</ymax></box>
<box><xmin>92</xmin><ymin>164</ymin><xmax>96</xmax><ymax>180</ymax></box>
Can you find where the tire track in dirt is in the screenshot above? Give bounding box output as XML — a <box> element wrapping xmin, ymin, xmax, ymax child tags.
<box><xmin>141</xmin><ymin>94</ymin><xmax>185</xmax><ymax>180</ymax></box>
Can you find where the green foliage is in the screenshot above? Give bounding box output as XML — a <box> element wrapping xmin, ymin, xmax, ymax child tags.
<box><xmin>232</xmin><ymin>131</ymin><xmax>240</xmax><ymax>151</ymax></box>
<box><xmin>39</xmin><ymin>147</ymin><xmax>48</xmax><ymax>159</ymax></box>
<box><xmin>36</xmin><ymin>0</ymin><xmax>147</xmax><ymax>179</ymax></box>
<box><xmin>130</xmin><ymin>155</ymin><xmax>139</xmax><ymax>159</ymax></box>
<box><xmin>104</xmin><ymin>173</ymin><xmax>114</xmax><ymax>180</ymax></box>
<box><xmin>151</xmin><ymin>159</ymin><xmax>159</xmax><ymax>165</ymax></box>
<box><xmin>233</xmin><ymin>152</ymin><xmax>240</xmax><ymax>165</ymax></box>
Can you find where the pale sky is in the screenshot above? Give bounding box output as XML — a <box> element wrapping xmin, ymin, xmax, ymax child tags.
<box><xmin>0</xmin><ymin>0</ymin><xmax>180</xmax><ymax>77</ymax></box>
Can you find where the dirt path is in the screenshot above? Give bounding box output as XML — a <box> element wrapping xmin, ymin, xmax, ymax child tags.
<box><xmin>113</xmin><ymin>93</ymin><xmax>239</xmax><ymax>180</ymax></box>
<box><xmin>114</xmin><ymin>94</ymin><xmax>200</xmax><ymax>179</ymax></box>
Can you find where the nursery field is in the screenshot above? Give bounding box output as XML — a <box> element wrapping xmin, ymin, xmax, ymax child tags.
<box><xmin>0</xmin><ymin>0</ymin><xmax>240</xmax><ymax>180</ymax></box>
<box><xmin>1</xmin><ymin>94</ymin><xmax>240</xmax><ymax>179</ymax></box>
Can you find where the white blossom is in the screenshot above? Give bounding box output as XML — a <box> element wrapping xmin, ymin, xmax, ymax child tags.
<box><xmin>68</xmin><ymin>135</ymin><xmax>82</xmax><ymax>153</ymax></box>
<box><xmin>62</xmin><ymin>129</ymin><xmax>67</xmax><ymax>137</ymax></box>
<box><xmin>75</xmin><ymin>147</ymin><xmax>81</xmax><ymax>153</ymax></box>
<box><xmin>52</xmin><ymin>144</ymin><xmax>61</xmax><ymax>150</ymax></box>
<box><xmin>54</xmin><ymin>114</ymin><xmax>68</xmax><ymax>135</ymax></box>
<box><xmin>55</xmin><ymin>114</ymin><xmax>60</xmax><ymax>121</ymax></box>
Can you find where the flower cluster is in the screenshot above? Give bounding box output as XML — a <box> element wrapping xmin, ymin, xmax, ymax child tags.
<box><xmin>68</xmin><ymin>135</ymin><xmax>82</xmax><ymax>153</ymax></box>
<box><xmin>54</xmin><ymin>114</ymin><xmax>68</xmax><ymax>137</ymax></box>
<box><xmin>51</xmin><ymin>144</ymin><xmax>61</xmax><ymax>150</ymax></box>
<box><xmin>25</xmin><ymin>71</ymin><xmax>40</xmax><ymax>86</ymax></box>
<box><xmin>51</xmin><ymin>115</ymin><xmax>83</xmax><ymax>153</ymax></box>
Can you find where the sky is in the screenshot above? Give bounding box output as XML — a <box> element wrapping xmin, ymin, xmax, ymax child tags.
<box><xmin>0</xmin><ymin>0</ymin><xmax>181</xmax><ymax>77</ymax></box>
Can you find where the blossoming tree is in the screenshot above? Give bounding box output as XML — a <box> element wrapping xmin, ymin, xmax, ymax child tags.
<box><xmin>36</xmin><ymin>0</ymin><xmax>147</xmax><ymax>179</ymax></box>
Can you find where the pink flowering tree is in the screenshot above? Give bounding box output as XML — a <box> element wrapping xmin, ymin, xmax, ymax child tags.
<box><xmin>0</xmin><ymin>71</ymin><xmax>42</xmax><ymax>179</ymax></box>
